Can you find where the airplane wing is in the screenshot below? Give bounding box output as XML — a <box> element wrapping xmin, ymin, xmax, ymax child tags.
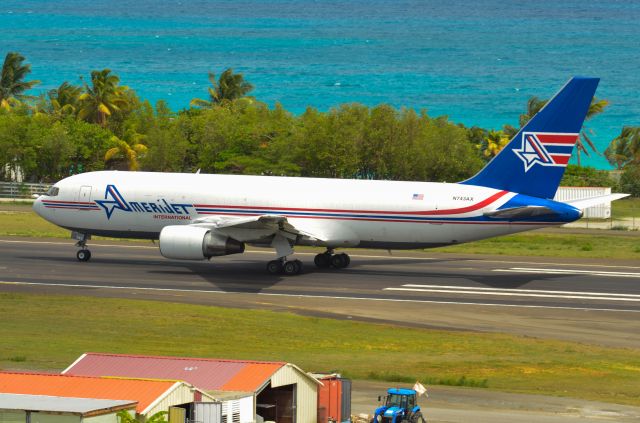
<box><xmin>563</xmin><ymin>193</ymin><xmax>630</xmax><ymax>210</ymax></box>
<box><xmin>484</xmin><ymin>206</ymin><xmax>557</xmax><ymax>220</ymax></box>
<box><xmin>191</xmin><ymin>214</ymin><xmax>332</xmax><ymax>257</ymax></box>
<box><xmin>193</xmin><ymin>214</ymin><xmax>321</xmax><ymax>240</ymax></box>
<box><xmin>192</xmin><ymin>214</ymin><xmax>360</xmax><ymax>253</ymax></box>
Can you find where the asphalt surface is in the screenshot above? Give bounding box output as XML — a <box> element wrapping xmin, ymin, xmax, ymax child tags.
<box><xmin>1</xmin><ymin>237</ymin><xmax>639</xmax><ymax>348</ymax></box>
<box><xmin>2</xmin><ymin>236</ymin><xmax>640</xmax><ymax>422</ymax></box>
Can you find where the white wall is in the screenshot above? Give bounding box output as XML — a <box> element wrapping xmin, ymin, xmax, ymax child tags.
<box><xmin>554</xmin><ymin>187</ymin><xmax>612</xmax><ymax>219</ymax></box>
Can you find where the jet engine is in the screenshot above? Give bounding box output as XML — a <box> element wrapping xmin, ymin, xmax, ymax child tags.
<box><xmin>159</xmin><ymin>225</ymin><xmax>244</xmax><ymax>260</ymax></box>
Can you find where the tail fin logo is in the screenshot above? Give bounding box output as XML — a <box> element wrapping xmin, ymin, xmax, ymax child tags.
<box><xmin>513</xmin><ymin>132</ymin><xmax>578</xmax><ymax>172</ymax></box>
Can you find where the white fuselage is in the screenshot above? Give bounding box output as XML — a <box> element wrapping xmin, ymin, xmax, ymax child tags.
<box><xmin>33</xmin><ymin>171</ymin><xmax>555</xmax><ymax>250</ymax></box>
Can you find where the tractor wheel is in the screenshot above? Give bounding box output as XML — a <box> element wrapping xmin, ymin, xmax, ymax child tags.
<box><xmin>411</xmin><ymin>411</ymin><xmax>425</xmax><ymax>423</ymax></box>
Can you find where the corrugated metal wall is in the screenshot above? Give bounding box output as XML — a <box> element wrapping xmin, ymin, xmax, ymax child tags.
<box><xmin>146</xmin><ymin>385</ymin><xmax>214</xmax><ymax>417</ymax></box>
<box><xmin>194</xmin><ymin>402</ymin><xmax>222</xmax><ymax>423</ymax></box>
<box><xmin>554</xmin><ymin>187</ymin><xmax>611</xmax><ymax>219</ymax></box>
<box><xmin>271</xmin><ymin>366</ymin><xmax>318</xmax><ymax>423</ymax></box>
<box><xmin>236</xmin><ymin>396</ymin><xmax>253</xmax><ymax>423</ymax></box>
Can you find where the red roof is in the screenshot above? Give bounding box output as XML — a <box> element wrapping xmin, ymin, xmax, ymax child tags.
<box><xmin>0</xmin><ymin>372</ymin><xmax>176</xmax><ymax>413</ymax></box>
<box><xmin>64</xmin><ymin>353</ymin><xmax>285</xmax><ymax>392</ymax></box>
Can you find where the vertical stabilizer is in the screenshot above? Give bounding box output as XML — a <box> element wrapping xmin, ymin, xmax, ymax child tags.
<box><xmin>461</xmin><ymin>77</ymin><xmax>599</xmax><ymax>199</ymax></box>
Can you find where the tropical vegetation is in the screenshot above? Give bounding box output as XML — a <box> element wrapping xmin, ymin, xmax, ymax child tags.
<box><xmin>0</xmin><ymin>52</ymin><xmax>40</xmax><ymax>110</ymax></box>
<box><xmin>1</xmin><ymin>51</ymin><xmax>637</xmax><ymax>196</ymax></box>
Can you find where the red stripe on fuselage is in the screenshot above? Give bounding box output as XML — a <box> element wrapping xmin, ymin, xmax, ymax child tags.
<box><xmin>44</xmin><ymin>206</ymin><xmax>99</xmax><ymax>210</ymax></box>
<box><xmin>196</xmin><ymin>211</ymin><xmax>556</xmax><ymax>225</ymax></box>
<box><xmin>194</xmin><ymin>190</ymin><xmax>510</xmax><ymax>216</ymax></box>
<box><xmin>41</xmin><ymin>200</ymin><xmax>96</xmax><ymax>205</ymax></box>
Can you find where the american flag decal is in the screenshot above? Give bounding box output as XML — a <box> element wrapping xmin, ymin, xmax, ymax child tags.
<box><xmin>513</xmin><ymin>132</ymin><xmax>578</xmax><ymax>172</ymax></box>
<box><xmin>412</xmin><ymin>193</ymin><xmax>424</xmax><ymax>200</ymax></box>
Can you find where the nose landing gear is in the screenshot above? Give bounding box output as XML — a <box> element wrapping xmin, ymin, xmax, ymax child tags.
<box><xmin>76</xmin><ymin>248</ymin><xmax>92</xmax><ymax>262</ymax></box>
<box><xmin>73</xmin><ymin>232</ymin><xmax>92</xmax><ymax>262</ymax></box>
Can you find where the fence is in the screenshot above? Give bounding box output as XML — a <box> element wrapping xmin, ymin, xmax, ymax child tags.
<box><xmin>0</xmin><ymin>182</ymin><xmax>51</xmax><ymax>199</ymax></box>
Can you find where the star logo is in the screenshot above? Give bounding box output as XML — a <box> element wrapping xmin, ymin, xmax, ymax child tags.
<box><xmin>95</xmin><ymin>185</ymin><xmax>131</xmax><ymax>219</ymax></box>
<box><xmin>514</xmin><ymin>132</ymin><xmax>561</xmax><ymax>172</ymax></box>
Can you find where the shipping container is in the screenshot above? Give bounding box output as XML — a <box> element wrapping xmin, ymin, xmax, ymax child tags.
<box><xmin>316</xmin><ymin>377</ymin><xmax>351</xmax><ymax>423</ymax></box>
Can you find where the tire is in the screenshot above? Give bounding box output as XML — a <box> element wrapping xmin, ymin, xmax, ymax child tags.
<box><xmin>339</xmin><ymin>253</ymin><xmax>350</xmax><ymax>267</ymax></box>
<box><xmin>314</xmin><ymin>253</ymin><xmax>331</xmax><ymax>268</ymax></box>
<box><xmin>331</xmin><ymin>253</ymin><xmax>347</xmax><ymax>268</ymax></box>
<box><xmin>77</xmin><ymin>249</ymin><xmax>91</xmax><ymax>262</ymax></box>
<box><xmin>266</xmin><ymin>260</ymin><xmax>283</xmax><ymax>274</ymax></box>
<box><xmin>411</xmin><ymin>411</ymin><xmax>425</xmax><ymax>423</ymax></box>
<box><xmin>283</xmin><ymin>260</ymin><xmax>302</xmax><ymax>275</ymax></box>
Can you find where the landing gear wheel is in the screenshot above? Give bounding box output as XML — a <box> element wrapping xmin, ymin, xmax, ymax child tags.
<box><xmin>283</xmin><ymin>259</ymin><xmax>302</xmax><ymax>276</ymax></box>
<box><xmin>314</xmin><ymin>253</ymin><xmax>332</xmax><ymax>268</ymax></box>
<box><xmin>267</xmin><ymin>260</ymin><xmax>283</xmax><ymax>275</ymax></box>
<box><xmin>76</xmin><ymin>249</ymin><xmax>91</xmax><ymax>262</ymax></box>
<box><xmin>331</xmin><ymin>253</ymin><xmax>350</xmax><ymax>269</ymax></box>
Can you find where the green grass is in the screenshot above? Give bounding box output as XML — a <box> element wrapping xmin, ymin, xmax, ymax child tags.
<box><xmin>0</xmin><ymin>209</ymin><xmax>69</xmax><ymax>238</ymax></box>
<box><xmin>612</xmin><ymin>197</ymin><xmax>640</xmax><ymax>219</ymax></box>
<box><xmin>0</xmin><ymin>293</ymin><xmax>639</xmax><ymax>406</ymax></box>
<box><xmin>435</xmin><ymin>231</ymin><xmax>640</xmax><ymax>259</ymax></box>
<box><xmin>1</xmin><ymin>204</ymin><xmax>639</xmax><ymax>259</ymax></box>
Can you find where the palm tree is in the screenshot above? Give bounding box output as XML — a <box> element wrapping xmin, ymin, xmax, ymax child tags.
<box><xmin>77</xmin><ymin>69</ymin><xmax>129</xmax><ymax>126</ymax></box>
<box><xmin>104</xmin><ymin>135</ymin><xmax>148</xmax><ymax>171</ymax></box>
<box><xmin>483</xmin><ymin>130</ymin><xmax>510</xmax><ymax>159</ymax></box>
<box><xmin>0</xmin><ymin>52</ymin><xmax>40</xmax><ymax>108</ymax></box>
<box><xmin>605</xmin><ymin>126</ymin><xmax>640</xmax><ymax>169</ymax></box>
<box><xmin>518</xmin><ymin>96</ymin><xmax>547</xmax><ymax>128</ymax></box>
<box><xmin>519</xmin><ymin>96</ymin><xmax>609</xmax><ymax>166</ymax></box>
<box><xmin>576</xmin><ymin>97</ymin><xmax>609</xmax><ymax>166</ymax></box>
<box><xmin>48</xmin><ymin>81</ymin><xmax>82</xmax><ymax>117</ymax></box>
<box><xmin>190</xmin><ymin>68</ymin><xmax>254</xmax><ymax>108</ymax></box>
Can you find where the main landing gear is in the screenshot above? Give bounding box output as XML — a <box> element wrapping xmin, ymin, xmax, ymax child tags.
<box><xmin>314</xmin><ymin>250</ymin><xmax>350</xmax><ymax>269</ymax></box>
<box><xmin>267</xmin><ymin>258</ymin><xmax>303</xmax><ymax>276</ymax></box>
<box><xmin>74</xmin><ymin>232</ymin><xmax>92</xmax><ymax>262</ymax></box>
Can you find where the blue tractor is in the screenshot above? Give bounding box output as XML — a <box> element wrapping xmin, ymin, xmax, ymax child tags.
<box><xmin>372</xmin><ymin>388</ymin><xmax>426</xmax><ymax>423</ymax></box>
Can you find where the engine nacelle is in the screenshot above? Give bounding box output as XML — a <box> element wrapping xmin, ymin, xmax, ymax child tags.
<box><xmin>159</xmin><ymin>225</ymin><xmax>245</xmax><ymax>260</ymax></box>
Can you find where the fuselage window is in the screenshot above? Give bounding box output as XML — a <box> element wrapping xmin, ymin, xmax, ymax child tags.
<box><xmin>46</xmin><ymin>186</ymin><xmax>60</xmax><ymax>197</ymax></box>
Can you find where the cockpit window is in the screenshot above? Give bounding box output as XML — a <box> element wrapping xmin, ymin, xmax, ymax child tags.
<box><xmin>46</xmin><ymin>186</ymin><xmax>59</xmax><ymax>197</ymax></box>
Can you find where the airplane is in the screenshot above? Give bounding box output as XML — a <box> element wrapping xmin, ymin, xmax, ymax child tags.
<box><xmin>33</xmin><ymin>77</ymin><xmax>628</xmax><ymax>275</ymax></box>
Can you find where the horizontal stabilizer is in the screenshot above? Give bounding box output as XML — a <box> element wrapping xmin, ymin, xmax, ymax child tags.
<box><xmin>564</xmin><ymin>193</ymin><xmax>630</xmax><ymax>211</ymax></box>
<box><xmin>484</xmin><ymin>206</ymin><xmax>557</xmax><ymax>220</ymax></box>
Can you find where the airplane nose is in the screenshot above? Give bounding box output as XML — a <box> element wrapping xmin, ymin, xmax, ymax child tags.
<box><xmin>32</xmin><ymin>196</ymin><xmax>45</xmax><ymax>218</ymax></box>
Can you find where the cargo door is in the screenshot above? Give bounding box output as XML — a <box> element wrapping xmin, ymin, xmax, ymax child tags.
<box><xmin>77</xmin><ymin>185</ymin><xmax>92</xmax><ymax>202</ymax></box>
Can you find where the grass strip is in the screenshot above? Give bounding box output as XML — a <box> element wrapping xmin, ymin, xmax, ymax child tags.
<box><xmin>437</xmin><ymin>231</ymin><xmax>640</xmax><ymax>259</ymax></box>
<box><xmin>1</xmin><ymin>205</ymin><xmax>638</xmax><ymax>259</ymax></box>
<box><xmin>0</xmin><ymin>293</ymin><xmax>639</xmax><ymax>406</ymax></box>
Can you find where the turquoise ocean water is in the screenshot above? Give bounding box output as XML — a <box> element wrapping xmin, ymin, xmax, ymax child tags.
<box><xmin>2</xmin><ymin>0</ymin><xmax>639</xmax><ymax>169</ymax></box>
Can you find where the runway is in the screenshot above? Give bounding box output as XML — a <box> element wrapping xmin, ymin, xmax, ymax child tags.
<box><xmin>1</xmin><ymin>237</ymin><xmax>639</xmax><ymax>348</ymax></box>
